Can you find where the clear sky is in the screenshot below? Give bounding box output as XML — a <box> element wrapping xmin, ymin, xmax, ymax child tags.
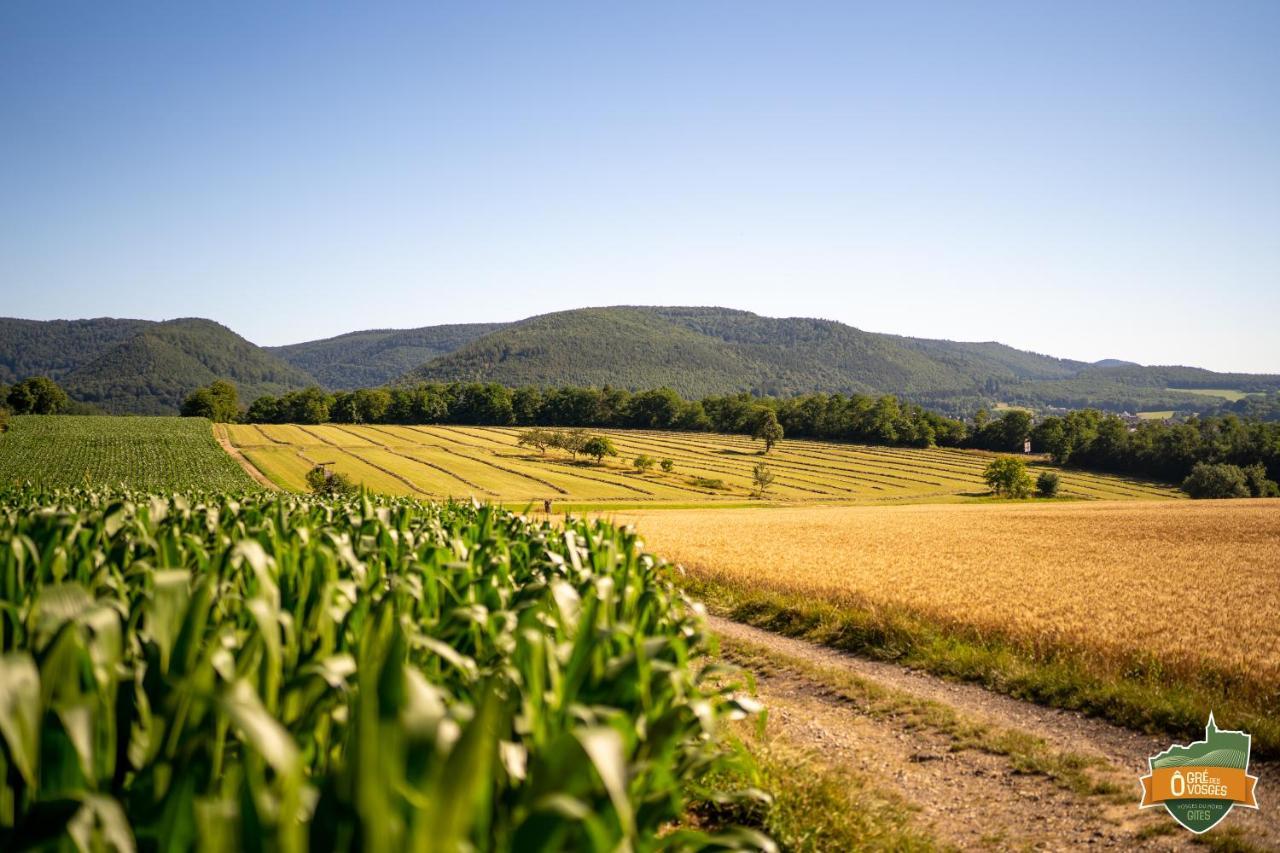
<box><xmin>2</xmin><ymin>2</ymin><xmax>1277</xmax><ymax>371</ymax></box>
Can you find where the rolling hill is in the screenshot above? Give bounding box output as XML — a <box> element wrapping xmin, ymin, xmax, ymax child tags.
<box><xmin>401</xmin><ymin>306</ymin><xmax>1280</xmax><ymax>413</ymax></box>
<box><xmin>6</xmin><ymin>308</ymin><xmax>1278</xmax><ymax>415</ymax></box>
<box><xmin>267</xmin><ymin>322</ymin><xmax>507</xmax><ymax>389</ymax></box>
<box><xmin>403</xmin><ymin>306</ymin><xmax>1085</xmax><ymax>399</ymax></box>
<box><xmin>0</xmin><ymin>317</ymin><xmax>155</xmax><ymax>385</ymax></box>
<box><xmin>1</xmin><ymin>317</ymin><xmax>318</xmax><ymax>414</ymax></box>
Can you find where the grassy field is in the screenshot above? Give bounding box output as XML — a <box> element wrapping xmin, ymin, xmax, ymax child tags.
<box><xmin>223</xmin><ymin>423</ymin><xmax>1181</xmax><ymax>505</ymax></box>
<box><xmin>617</xmin><ymin>499</ymin><xmax>1280</xmax><ymax>753</ymax></box>
<box><xmin>0</xmin><ymin>415</ymin><xmax>257</xmax><ymax>491</ymax></box>
<box><xmin>1169</xmin><ymin>387</ymin><xmax>1257</xmax><ymax>401</ymax></box>
<box><xmin>1135</xmin><ymin>410</ymin><xmax>1174</xmax><ymax>420</ymax></box>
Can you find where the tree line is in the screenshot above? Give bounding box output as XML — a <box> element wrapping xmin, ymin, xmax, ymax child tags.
<box><xmin>1030</xmin><ymin>408</ymin><xmax>1280</xmax><ymax>496</ymax></box>
<box><xmin>10</xmin><ymin>374</ymin><xmax>1276</xmax><ymax>498</ymax></box>
<box><xmin>228</xmin><ymin>381</ymin><xmax>968</xmax><ymax>450</ymax></box>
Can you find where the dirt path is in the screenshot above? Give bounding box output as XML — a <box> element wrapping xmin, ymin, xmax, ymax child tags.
<box><xmin>711</xmin><ymin>615</ymin><xmax>1277</xmax><ymax>850</ymax></box>
<box><xmin>214</xmin><ymin>426</ymin><xmax>280</xmax><ymax>490</ymax></box>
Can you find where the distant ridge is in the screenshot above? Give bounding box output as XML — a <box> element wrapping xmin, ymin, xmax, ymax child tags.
<box><xmin>268</xmin><ymin>323</ymin><xmax>507</xmax><ymax>389</ymax></box>
<box><xmin>4</xmin><ymin>308</ymin><xmax>1278</xmax><ymax>415</ymax></box>
<box><xmin>1</xmin><ymin>317</ymin><xmax>316</xmax><ymax>414</ymax></box>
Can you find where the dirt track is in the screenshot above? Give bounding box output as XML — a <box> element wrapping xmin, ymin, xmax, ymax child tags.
<box><xmin>213</xmin><ymin>425</ymin><xmax>279</xmax><ymax>490</ymax></box>
<box><xmin>711</xmin><ymin>615</ymin><xmax>1277</xmax><ymax>850</ymax></box>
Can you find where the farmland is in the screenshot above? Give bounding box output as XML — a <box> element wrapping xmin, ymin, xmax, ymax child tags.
<box><xmin>222</xmin><ymin>423</ymin><xmax>1180</xmax><ymax>505</ymax></box>
<box><xmin>0</xmin><ymin>486</ymin><xmax>760</xmax><ymax>850</ymax></box>
<box><xmin>0</xmin><ymin>415</ymin><xmax>257</xmax><ymax>492</ymax></box>
<box><xmin>1169</xmin><ymin>387</ymin><xmax>1257</xmax><ymax>401</ymax></box>
<box><xmin>621</xmin><ymin>499</ymin><xmax>1280</xmax><ymax>752</ymax></box>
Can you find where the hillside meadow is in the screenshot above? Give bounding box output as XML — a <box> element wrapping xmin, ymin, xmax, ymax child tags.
<box><xmin>617</xmin><ymin>499</ymin><xmax>1280</xmax><ymax>753</ymax></box>
<box><xmin>222</xmin><ymin>423</ymin><xmax>1179</xmax><ymax>506</ymax></box>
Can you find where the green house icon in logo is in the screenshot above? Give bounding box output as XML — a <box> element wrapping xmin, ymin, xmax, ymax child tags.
<box><xmin>1140</xmin><ymin>713</ymin><xmax>1260</xmax><ymax>834</ymax></box>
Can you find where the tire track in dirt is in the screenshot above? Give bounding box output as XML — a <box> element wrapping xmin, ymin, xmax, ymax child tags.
<box><xmin>214</xmin><ymin>425</ymin><xmax>280</xmax><ymax>490</ymax></box>
<box><xmin>710</xmin><ymin>615</ymin><xmax>1278</xmax><ymax>850</ymax></box>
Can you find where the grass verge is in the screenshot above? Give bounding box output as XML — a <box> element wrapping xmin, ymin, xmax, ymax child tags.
<box><xmin>720</xmin><ymin>634</ymin><xmax>1128</xmax><ymax>800</ymax></box>
<box><xmin>680</xmin><ymin>572</ymin><xmax>1280</xmax><ymax>759</ymax></box>
<box><xmin>689</xmin><ymin>733</ymin><xmax>938</xmax><ymax>851</ymax></box>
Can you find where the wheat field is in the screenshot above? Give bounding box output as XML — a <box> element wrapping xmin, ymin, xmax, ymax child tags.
<box><xmin>615</xmin><ymin>499</ymin><xmax>1280</xmax><ymax>695</ymax></box>
<box><xmin>221</xmin><ymin>424</ymin><xmax>1180</xmax><ymax>505</ymax></box>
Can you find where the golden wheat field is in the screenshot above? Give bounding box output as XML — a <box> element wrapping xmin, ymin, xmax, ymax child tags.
<box><xmin>616</xmin><ymin>499</ymin><xmax>1280</xmax><ymax>691</ymax></box>
<box><xmin>219</xmin><ymin>423</ymin><xmax>1180</xmax><ymax>505</ymax></box>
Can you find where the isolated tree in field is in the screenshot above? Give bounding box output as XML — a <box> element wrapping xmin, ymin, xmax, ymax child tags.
<box><xmin>582</xmin><ymin>435</ymin><xmax>618</xmax><ymax>465</ymax></box>
<box><xmin>517</xmin><ymin>428</ymin><xmax>555</xmax><ymax>454</ymax></box>
<box><xmin>751</xmin><ymin>462</ymin><xmax>775</xmax><ymax>497</ymax></box>
<box><xmin>548</xmin><ymin>428</ymin><xmax>590</xmax><ymax>459</ymax></box>
<box><xmin>1181</xmin><ymin>462</ymin><xmax>1250</xmax><ymax>499</ymax></box>
<box><xmin>305</xmin><ymin>464</ymin><xmax>355</xmax><ymax>496</ymax></box>
<box><xmin>751</xmin><ymin>408</ymin><xmax>784</xmax><ymax>453</ymax></box>
<box><xmin>7</xmin><ymin>376</ymin><xmax>69</xmax><ymax>415</ymax></box>
<box><xmin>1035</xmin><ymin>471</ymin><xmax>1060</xmax><ymax>498</ymax></box>
<box><xmin>181</xmin><ymin>380</ymin><xmax>239</xmax><ymax>422</ymax></box>
<box><xmin>660</xmin><ymin>458</ymin><xmax>675</xmax><ymax>473</ymax></box>
<box><xmin>633</xmin><ymin>454</ymin><xmax>655</xmax><ymax>472</ymax></box>
<box><xmin>983</xmin><ymin>456</ymin><xmax>1032</xmax><ymax>498</ymax></box>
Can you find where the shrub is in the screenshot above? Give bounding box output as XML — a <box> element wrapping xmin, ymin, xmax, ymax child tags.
<box><xmin>983</xmin><ymin>457</ymin><xmax>1032</xmax><ymax>498</ymax></box>
<box><xmin>692</xmin><ymin>476</ymin><xmax>726</xmax><ymax>490</ymax></box>
<box><xmin>306</xmin><ymin>463</ymin><xmax>356</xmax><ymax>496</ymax></box>
<box><xmin>633</xmin><ymin>454</ymin><xmax>656</xmax><ymax>472</ymax></box>
<box><xmin>1181</xmin><ymin>462</ymin><xmax>1251</xmax><ymax>499</ymax></box>
<box><xmin>1243</xmin><ymin>463</ymin><xmax>1280</xmax><ymax>498</ymax></box>
<box><xmin>1035</xmin><ymin>471</ymin><xmax>1060</xmax><ymax>498</ymax></box>
<box><xmin>660</xmin><ymin>458</ymin><xmax>675</xmax><ymax>473</ymax></box>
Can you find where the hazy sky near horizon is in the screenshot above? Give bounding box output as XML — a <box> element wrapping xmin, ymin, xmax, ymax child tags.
<box><xmin>2</xmin><ymin>2</ymin><xmax>1278</xmax><ymax>371</ymax></box>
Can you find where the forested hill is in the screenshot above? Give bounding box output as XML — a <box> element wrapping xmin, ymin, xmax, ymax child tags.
<box><xmin>1</xmin><ymin>317</ymin><xmax>317</xmax><ymax>414</ymax></box>
<box><xmin>403</xmin><ymin>307</ymin><xmax>1079</xmax><ymax>398</ymax></box>
<box><xmin>267</xmin><ymin>323</ymin><xmax>508</xmax><ymax>389</ymax></box>
<box><xmin>0</xmin><ymin>317</ymin><xmax>154</xmax><ymax>384</ymax></box>
<box><xmin>5</xmin><ymin>309</ymin><xmax>1278</xmax><ymax>415</ymax></box>
<box><xmin>401</xmin><ymin>306</ymin><xmax>1280</xmax><ymax>413</ymax></box>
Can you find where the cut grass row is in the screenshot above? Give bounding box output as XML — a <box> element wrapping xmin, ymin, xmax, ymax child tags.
<box><xmin>224</xmin><ymin>423</ymin><xmax>1182</xmax><ymax>505</ymax></box>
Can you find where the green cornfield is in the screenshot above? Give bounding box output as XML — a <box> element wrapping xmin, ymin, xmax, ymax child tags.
<box><xmin>0</xmin><ymin>487</ymin><xmax>766</xmax><ymax>851</ymax></box>
<box><xmin>0</xmin><ymin>416</ymin><xmax>256</xmax><ymax>492</ymax></box>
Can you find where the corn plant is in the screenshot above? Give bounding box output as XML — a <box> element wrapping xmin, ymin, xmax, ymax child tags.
<box><xmin>0</xmin><ymin>486</ymin><xmax>768</xmax><ymax>851</ymax></box>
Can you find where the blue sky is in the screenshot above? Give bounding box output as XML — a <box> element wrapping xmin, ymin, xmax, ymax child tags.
<box><xmin>2</xmin><ymin>2</ymin><xmax>1277</xmax><ymax>371</ymax></box>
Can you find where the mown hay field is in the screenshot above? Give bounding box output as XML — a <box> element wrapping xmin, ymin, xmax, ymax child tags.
<box><xmin>222</xmin><ymin>424</ymin><xmax>1180</xmax><ymax>505</ymax></box>
<box><xmin>617</xmin><ymin>500</ymin><xmax>1280</xmax><ymax>719</ymax></box>
<box><xmin>0</xmin><ymin>415</ymin><xmax>257</xmax><ymax>491</ymax></box>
